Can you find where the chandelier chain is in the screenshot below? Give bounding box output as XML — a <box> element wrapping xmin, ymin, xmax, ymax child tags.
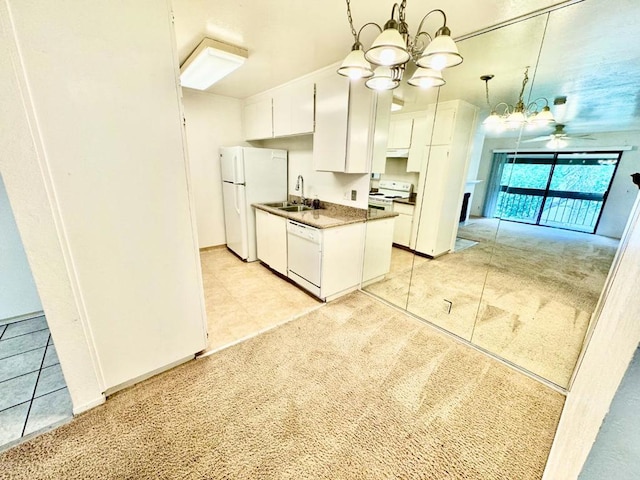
<box><xmin>485</xmin><ymin>81</ymin><xmax>491</xmax><ymax>108</ymax></box>
<box><xmin>518</xmin><ymin>67</ymin><xmax>530</xmax><ymax>105</ymax></box>
<box><xmin>345</xmin><ymin>0</ymin><xmax>358</xmax><ymax>42</ymax></box>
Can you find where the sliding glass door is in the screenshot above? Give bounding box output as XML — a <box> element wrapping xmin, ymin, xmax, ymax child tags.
<box><xmin>490</xmin><ymin>151</ymin><xmax>621</xmax><ymax>233</ymax></box>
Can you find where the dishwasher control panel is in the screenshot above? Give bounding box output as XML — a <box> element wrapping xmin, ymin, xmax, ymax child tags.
<box><xmin>287</xmin><ymin>220</ymin><xmax>322</xmax><ymax>244</ymax></box>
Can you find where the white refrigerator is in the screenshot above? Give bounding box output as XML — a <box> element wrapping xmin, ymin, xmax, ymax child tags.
<box><xmin>220</xmin><ymin>146</ymin><xmax>288</xmax><ymax>261</ymax></box>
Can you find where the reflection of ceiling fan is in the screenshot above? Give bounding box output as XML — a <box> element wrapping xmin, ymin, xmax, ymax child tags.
<box><xmin>521</xmin><ymin>124</ymin><xmax>595</xmax><ymax>148</ymax></box>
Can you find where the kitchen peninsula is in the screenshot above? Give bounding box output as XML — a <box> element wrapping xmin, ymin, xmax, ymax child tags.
<box><xmin>254</xmin><ymin>200</ymin><xmax>396</xmax><ymax>301</ymax></box>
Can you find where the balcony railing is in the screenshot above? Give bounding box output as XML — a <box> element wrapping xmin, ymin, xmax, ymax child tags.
<box><xmin>495</xmin><ymin>187</ymin><xmax>604</xmax><ymax>233</ymax></box>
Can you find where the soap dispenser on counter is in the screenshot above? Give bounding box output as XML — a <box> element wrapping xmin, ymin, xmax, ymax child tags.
<box><xmin>312</xmin><ymin>195</ymin><xmax>320</xmax><ymax>209</ymax></box>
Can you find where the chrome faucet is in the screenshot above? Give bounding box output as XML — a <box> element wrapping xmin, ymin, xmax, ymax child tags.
<box><xmin>295</xmin><ymin>174</ymin><xmax>305</xmax><ymax>205</ymax></box>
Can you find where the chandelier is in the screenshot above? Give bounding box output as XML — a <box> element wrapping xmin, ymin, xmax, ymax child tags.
<box><xmin>481</xmin><ymin>68</ymin><xmax>555</xmax><ymax>131</ymax></box>
<box><xmin>336</xmin><ymin>0</ymin><xmax>463</xmax><ymax>90</ymax></box>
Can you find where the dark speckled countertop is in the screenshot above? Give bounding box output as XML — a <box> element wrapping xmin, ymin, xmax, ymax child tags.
<box><xmin>253</xmin><ymin>199</ymin><xmax>397</xmax><ymax>229</ymax></box>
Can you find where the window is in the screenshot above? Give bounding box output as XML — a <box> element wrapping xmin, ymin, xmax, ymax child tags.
<box><xmin>490</xmin><ymin>151</ymin><xmax>621</xmax><ymax>233</ymax></box>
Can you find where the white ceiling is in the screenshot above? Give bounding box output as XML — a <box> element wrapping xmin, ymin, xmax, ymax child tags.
<box><xmin>171</xmin><ymin>0</ymin><xmax>570</xmax><ymax>99</ymax></box>
<box><xmin>172</xmin><ymin>0</ymin><xmax>640</xmax><ymax>135</ymax></box>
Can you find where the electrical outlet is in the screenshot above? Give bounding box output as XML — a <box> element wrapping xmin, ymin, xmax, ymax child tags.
<box><xmin>351</xmin><ymin>190</ymin><xmax>357</xmax><ymax>201</ymax></box>
<box><xmin>443</xmin><ymin>299</ymin><xmax>452</xmax><ymax>314</ymax></box>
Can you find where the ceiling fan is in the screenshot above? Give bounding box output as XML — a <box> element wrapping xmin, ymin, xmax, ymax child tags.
<box><xmin>521</xmin><ymin>124</ymin><xmax>595</xmax><ymax>148</ymax></box>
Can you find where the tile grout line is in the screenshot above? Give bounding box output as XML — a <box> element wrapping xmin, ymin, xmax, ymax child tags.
<box><xmin>0</xmin><ymin>326</ymin><xmax>50</xmax><ymax>343</ymax></box>
<box><xmin>20</xmin><ymin>334</ymin><xmax>51</xmax><ymax>438</ymax></box>
<box><xmin>32</xmin><ymin>385</ymin><xmax>67</xmax><ymax>401</ymax></box>
<box><xmin>0</xmin><ymin>343</ymin><xmax>50</xmax><ymax>362</ymax></box>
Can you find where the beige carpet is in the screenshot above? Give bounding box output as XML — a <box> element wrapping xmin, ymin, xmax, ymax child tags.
<box><xmin>1</xmin><ymin>292</ymin><xmax>564</xmax><ymax>479</ymax></box>
<box><xmin>364</xmin><ymin>218</ymin><xmax>618</xmax><ymax>387</ymax></box>
<box><xmin>200</xmin><ymin>247</ymin><xmax>321</xmax><ymax>351</ymax></box>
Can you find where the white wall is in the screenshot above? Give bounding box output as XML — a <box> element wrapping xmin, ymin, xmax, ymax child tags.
<box><xmin>579</xmin><ymin>348</ymin><xmax>640</xmax><ymax>479</ymax></box>
<box><xmin>470</xmin><ymin>131</ymin><xmax>640</xmax><ymax>238</ymax></box>
<box><xmin>255</xmin><ymin>135</ymin><xmax>370</xmax><ymax>209</ymax></box>
<box><xmin>2</xmin><ymin>0</ymin><xmax>207</xmax><ymax>401</ymax></box>
<box><xmin>543</xmin><ymin>193</ymin><xmax>640</xmax><ymax>479</ymax></box>
<box><xmin>0</xmin><ymin>174</ymin><xmax>42</xmax><ymax>321</ymax></box>
<box><xmin>182</xmin><ymin>89</ymin><xmax>244</xmax><ymax>248</ymax></box>
<box><xmin>0</xmin><ymin>7</ymin><xmax>103</xmax><ymax>412</ymax></box>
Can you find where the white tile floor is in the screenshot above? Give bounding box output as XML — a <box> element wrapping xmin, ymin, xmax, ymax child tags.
<box><xmin>0</xmin><ymin>316</ymin><xmax>72</xmax><ymax>449</ymax></box>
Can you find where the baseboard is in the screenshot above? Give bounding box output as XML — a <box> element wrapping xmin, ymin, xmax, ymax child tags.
<box><xmin>199</xmin><ymin>244</ymin><xmax>226</xmax><ymax>252</ymax></box>
<box><xmin>72</xmin><ymin>395</ymin><xmax>106</xmax><ymax>415</ymax></box>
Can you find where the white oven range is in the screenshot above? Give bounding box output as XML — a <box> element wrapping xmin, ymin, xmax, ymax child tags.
<box><xmin>368</xmin><ymin>180</ymin><xmax>413</xmax><ymax>211</ymax></box>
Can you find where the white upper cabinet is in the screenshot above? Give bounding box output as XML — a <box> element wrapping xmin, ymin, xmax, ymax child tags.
<box><xmin>273</xmin><ymin>80</ymin><xmax>315</xmax><ymax>137</ymax></box>
<box><xmin>314</xmin><ymin>72</ymin><xmax>392</xmax><ymax>174</ymax></box>
<box><xmin>388</xmin><ymin>117</ymin><xmax>414</xmax><ymax>149</ymax></box>
<box><xmin>243</xmin><ymin>97</ymin><xmax>273</xmax><ymax>141</ymax></box>
<box><xmin>243</xmin><ymin>79</ymin><xmax>315</xmax><ymax>141</ymax></box>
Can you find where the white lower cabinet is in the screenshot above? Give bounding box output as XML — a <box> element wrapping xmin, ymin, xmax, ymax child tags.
<box><xmin>391</xmin><ymin>202</ymin><xmax>415</xmax><ymax>248</ymax></box>
<box><xmin>320</xmin><ymin>222</ymin><xmax>365</xmax><ymax>300</ymax></box>
<box><xmin>255</xmin><ymin>209</ymin><xmax>287</xmax><ymax>275</ymax></box>
<box><xmin>362</xmin><ymin>217</ymin><xmax>394</xmax><ymax>286</ymax></box>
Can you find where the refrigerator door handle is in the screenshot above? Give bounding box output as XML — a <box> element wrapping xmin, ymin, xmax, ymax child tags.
<box><xmin>234</xmin><ymin>185</ymin><xmax>241</xmax><ymax>215</ymax></box>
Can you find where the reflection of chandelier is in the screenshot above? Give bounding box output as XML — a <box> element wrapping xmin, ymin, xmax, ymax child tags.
<box><xmin>481</xmin><ymin>68</ymin><xmax>555</xmax><ymax>131</ymax></box>
<box><xmin>336</xmin><ymin>0</ymin><xmax>463</xmax><ymax>91</ymax></box>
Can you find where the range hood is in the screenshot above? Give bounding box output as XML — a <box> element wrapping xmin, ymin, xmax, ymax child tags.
<box><xmin>386</xmin><ymin>148</ymin><xmax>410</xmax><ymax>158</ymax></box>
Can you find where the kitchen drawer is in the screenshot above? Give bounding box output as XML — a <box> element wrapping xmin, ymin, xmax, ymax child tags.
<box><xmin>393</xmin><ymin>202</ymin><xmax>415</xmax><ymax>216</ymax></box>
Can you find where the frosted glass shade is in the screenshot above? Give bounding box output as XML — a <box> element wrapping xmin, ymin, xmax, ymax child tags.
<box><xmin>407</xmin><ymin>67</ymin><xmax>445</xmax><ymax>88</ymax></box>
<box><xmin>531</xmin><ymin>106</ymin><xmax>555</xmax><ymax>124</ymax></box>
<box><xmin>365</xmin><ymin>67</ymin><xmax>400</xmax><ymax>90</ymax></box>
<box><xmin>337</xmin><ymin>49</ymin><xmax>374</xmax><ymax>79</ymax></box>
<box><xmin>365</xmin><ymin>28</ymin><xmax>410</xmax><ymax>66</ymax></box>
<box><xmin>505</xmin><ymin>110</ymin><xmax>526</xmax><ymax>129</ymax></box>
<box><xmin>416</xmin><ymin>34</ymin><xmax>463</xmax><ymax>70</ymax></box>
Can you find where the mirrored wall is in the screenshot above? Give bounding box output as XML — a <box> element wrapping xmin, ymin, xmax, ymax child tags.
<box><xmin>362</xmin><ymin>0</ymin><xmax>640</xmax><ymax>389</ymax></box>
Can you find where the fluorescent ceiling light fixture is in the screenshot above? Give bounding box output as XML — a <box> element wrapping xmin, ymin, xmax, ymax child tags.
<box><xmin>180</xmin><ymin>38</ymin><xmax>248</xmax><ymax>90</ymax></box>
<box><xmin>391</xmin><ymin>97</ymin><xmax>404</xmax><ymax>111</ymax></box>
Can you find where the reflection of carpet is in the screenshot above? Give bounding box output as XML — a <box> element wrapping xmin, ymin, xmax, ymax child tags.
<box><xmin>1</xmin><ymin>292</ymin><xmax>564</xmax><ymax>480</ymax></box>
<box><xmin>365</xmin><ymin>217</ymin><xmax>619</xmax><ymax>388</ymax></box>
<box><xmin>454</xmin><ymin>238</ymin><xmax>478</xmax><ymax>252</ymax></box>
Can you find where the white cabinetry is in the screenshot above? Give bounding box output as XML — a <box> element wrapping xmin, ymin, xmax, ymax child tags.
<box><xmin>243</xmin><ymin>98</ymin><xmax>273</xmax><ymax>141</ymax></box>
<box><xmin>321</xmin><ymin>222</ymin><xmax>365</xmax><ymax>300</ymax></box>
<box><xmin>413</xmin><ymin>100</ymin><xmax>478</xmax><ymax>257</ymax></box>
<box><xmin>273</xmin><ymin>81</ymin><xmax>314</xmax><ymax>137</ymax></box>
<box><xmin>392</xmin><ymin>202</ymin><xmax>415</xmax><ymax>248</ymax></box>
<box><xmin>388</xmin><ymin>117</ymin><xmax>413</xmax><ymax>149</ymax></box>
<box><xmin>362</xmin><ymin>217</ymin><xmax>395</xmax><ymax>286</ymax></box>
<box><xmin>313</xmin><ymin>72</ymin><xmax>391</xmax><ymax>173</ymax></box>
<box><xmin>243</xmin><ymin>80</ymin><xmax>315</xmax><ymax>141</ymax></box>
<box><xmin>406</xmin><ymin>105</ymin><xmax>458</xmax><ymax>173</ymax></box>
<box><xmin>255</xmin><ymin>209</ymin><xmax>287</xmax><ymax>275</ymax></box>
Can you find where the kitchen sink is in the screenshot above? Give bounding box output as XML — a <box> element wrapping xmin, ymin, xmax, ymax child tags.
<box><xmin>279</xmin><ymin>205</ymin><xmax>314</xmax><ymax>212</ymax></box>
<box><xmin>262</xmin><ymin>201</ymin><xmax>293</xmax><ymax>208</ymax></box>
<box><xmin>261</xmin><ymin>201</ymin><xmax>313</xmax><ymax>212</ymax></box>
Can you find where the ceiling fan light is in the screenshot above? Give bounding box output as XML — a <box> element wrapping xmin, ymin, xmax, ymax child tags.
<box><xmin>337</xmin><ymin>48</ymin><xmax>374</xmax><ymax>79</ymax></box>
<box><xmin>547</xmin><ymin>137</ymin><xmax>567</xmax><ymax>149</ymax></box>
<box><xmin>365</xmin><ymin>25</ymin><xmax>410</xmax><ymax>67</ymax></box>
<box><xmin>407</xmin><ymin>67</ymin><xmax>445</xmax><ymax>88</ymax></box>
<box><xmin>365</xmin><ymin>66</ymin><xmax>400</xmax><ymax>91</ymax></box>
<box><xmin>416</xmin><ymin>31</ymin><xmax>463</xmax><ymax>70</ymax></box>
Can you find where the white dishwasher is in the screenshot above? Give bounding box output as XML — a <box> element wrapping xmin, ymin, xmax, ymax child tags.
<box><xmin>287</xmin><ymin>220</ymin><xmax>322</xmax><ymax>297</ymax></box>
